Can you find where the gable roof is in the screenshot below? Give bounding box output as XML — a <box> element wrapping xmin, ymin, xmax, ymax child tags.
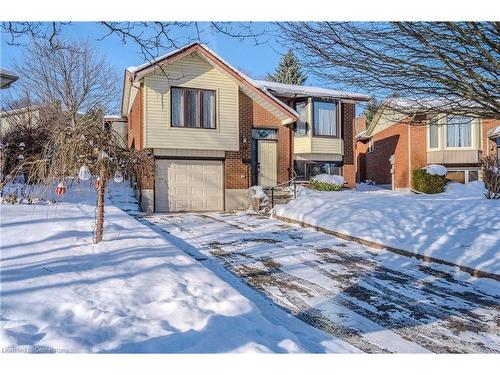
<box><xmin>0</xmin><ymin>67</ymin><xmax>19</xmax><ymax>89</ymax></box>
<box><xmin>253</xmin><ymin>80</ymin><xmax>371</xmax><ymax>102</ymax></box>
<box><xmin>121</xmin><ymin>42</ymin><xmax>299</xmax><ymax>124</ymax></box>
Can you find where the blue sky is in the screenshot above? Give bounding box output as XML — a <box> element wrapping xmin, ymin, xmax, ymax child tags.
<box><xmin>1</xmin><ymin>22</ymin><xmax>316</xmax><ymax>84</ymax></box>
<box><xmin>1</xmin><ymin>22</ymin><xmax>366</xmax><ymax>115</ymax></box>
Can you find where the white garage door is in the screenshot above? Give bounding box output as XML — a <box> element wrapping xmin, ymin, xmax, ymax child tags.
<box><xmin>155</xmin><ymin>159</ymin><xmax>224</xmax><ymax>212</ymax></box>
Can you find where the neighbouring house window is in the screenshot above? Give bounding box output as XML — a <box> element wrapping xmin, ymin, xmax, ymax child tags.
<box><xmin>294</xmin><ymin>160</ymin><xmax>341</xmax><ymax>181</ymax></box>
<box><xmin>447</xmin><ymin>169</ymin><xmax>479</xmax><ymax>184</ymax></box>
<box><xmin>171</xmin><ymin>87</ymin><xmax>216</xmax><ymax>129</ymax></box>
<box><xmin>313</xmin><ymin>100</ymin><xmax>337</xmax><ymax>137</ymax></box>
<box><xmin>429</xmin><ymin>116</ymin><xmax>439</xmax><ymax>149</ymax></box>
<box><xmin>446</xmin><ymin>115</ymin><xmax>472</xmax><ymax>147</ymax></box>
<box><xmin>368</xmin><ymin>139</ymin><xmax>374</xmax><ymax>153</ymax></box>
<box><xmin>468</xmin><ymin>170</ymin><xmax>479</xmax><ymax>182</ymax></box>
<box><xmin>295</xmin><ymin>101</ymin><xmax>308</xmax><ymax>136</ymax></box>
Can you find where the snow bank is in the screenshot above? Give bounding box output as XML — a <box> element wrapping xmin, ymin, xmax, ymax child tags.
<box><xmin>249</xmin><ymin>185</ymin><xmax>267</xmax><ymax>199</ymax></box>
<box><xmin>311</xmin><ymin>174</ymin><xmax>344</xmax><ymax>186</ymax></box>
<box><xmin>0</xmin><ymin>182</ymin><xmax>356</xmax><ymax>353</ymax></box>
<box><xmin>275</xmin><ymin>184</ymin><xmax>500</xmax><ymax>276</ymax></box>
<box><xmin>424</xmin><ymin>164</ymin><xmax>447</xmax><ymax>176</ymax></box>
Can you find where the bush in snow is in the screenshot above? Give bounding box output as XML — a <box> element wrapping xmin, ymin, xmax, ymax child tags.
<box><xmin>481</xmin><ymin>155</ymin><xmax>500</xmax><ymax>199</ymax></box>
<box><xmin>412</xmin><ymin>168</ymin><xmax>446</xmax><ymax>194</ymax></box>
<box><xmin>309</xmin><ymin>174</ymin><xmax>344</xmax><ymax>191</ymax></box>
<box><xmin>423</xmin><ymin>164</ymin><xmax>447</xmax><ymax>176</ymax></box>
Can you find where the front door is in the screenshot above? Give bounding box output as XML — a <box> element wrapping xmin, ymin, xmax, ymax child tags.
<box><xmin>258</xmin><ymin>140</ymin><xmax>278</xmax><ymax>187</ymax></box>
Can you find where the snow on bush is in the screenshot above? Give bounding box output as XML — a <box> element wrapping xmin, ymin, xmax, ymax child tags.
<box><xmin>249</xmin><ymin>185</ymin><xmax>267</xmax><ymax>199</ymax></box>
<box><xmin>311</xmin><ymin>174</ymin><xmax>345</xmax><ymax>185</ymax></box>
<box><xmin>310</xmin><ymin>174</ymin><xmax>344</xmax><ymax>192</ymax></box>
<box><xmin>424</xmin><ymin>164</ymin><xmax>447</xmax><ymax>176</ymax></box>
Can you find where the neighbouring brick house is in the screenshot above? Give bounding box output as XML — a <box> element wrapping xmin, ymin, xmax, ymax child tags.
<box><xmin>356</xmin><ymin>102</ymin><xmax>500</xmax><ymax>190</ymax></box>
<box><xmin>120</xmin><ymin>42</ymin><xmax>369</xmax><ymax>212</ymax></box>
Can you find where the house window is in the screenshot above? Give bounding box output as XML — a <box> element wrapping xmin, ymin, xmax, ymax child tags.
<box><xmin>313</xmin><ymin>100</ymin><xmax>337</xmax><ymax>137</ymax></box>
<box><xmin>171</xmin><ymin>87</ymin><xmax>216</xmax><ymax>129</ymax></box>
<box><xmin>429</xmin><ymin>116</ymin><xmax>439</xmax><ymax>149</ymax></box>
<box><xmin>294</xmin><ymin>160</ymin><xmax>341</xmax><ymax>181</ymax></box>
<box><xmin>368</xmin><ymin>139</ymin><xmax>374</xmax><ymax>153</ymax></box>
<box><xmin>295</xmin><ymin>101</ymin><xmax>308</xmax><ymax>136</ymax></box>
<box><xmin>447</xmin><ymin>169</ymin><xmax>479</xmax><ymax>184</ymax></box>
<box><xmin>446</xmin><ymin>116</ymin><xmax>471</xmax><ymax>148</ymax></box>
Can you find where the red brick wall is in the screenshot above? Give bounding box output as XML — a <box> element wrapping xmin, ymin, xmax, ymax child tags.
<box><xmin>127</xmin><ymin>86</ymin><xmax>143</xmax><ymax>150</ymax></box>
<box><xmin>225</xmin><ymin>90</ymin><xmax>293</xmax><ymax>189</ymax></box>
<box><xmin>357</xmin><ymin>116</ymin><xmax>427</xmax><ymax>189</ymax></box>
<box><xmin>360</xmin><ymin>123</ymin><xmax>409</xmax><ymax>188</ymax></box>
<box><xmin>342</xmin><ymin>103</ymin><xmax>356</xmax><ymax>187</ymax></box>
<box><xmin>482</xmin><ymin>117</ymin><xmax>500</xmax><ymax>157</ymax></box>
<box><xmin>409</xmin><ymin>117</ymin><xmax>428</xmax><ymax>176</ymax></box>
<box><xmin>356</xmin><ymin>138</ymin><xmax>369</xmax><ymax>182</ymax></box>
<box><xmin>252</xmin><ymin>99</ymin><xmax>292</xmax><ymax>185</ymax></box>
<box><xmin>225</xmin><ymin>91</ymin><xmax>253</xmax><ymax>189</ymax></box>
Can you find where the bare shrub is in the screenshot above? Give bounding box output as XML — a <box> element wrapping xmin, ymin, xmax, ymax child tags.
<box><xmin>481</xmin><ymin>155</ymin><xmax>500</xmax><ymax>199</ymax></box>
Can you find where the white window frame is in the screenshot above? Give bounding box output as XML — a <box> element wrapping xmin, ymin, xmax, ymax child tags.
<box><xmin>427</xmin><ymin>115</ymin><xmax>441</xmax><ymax>150</ymax></box>
<box><xmin>368</xmin><ymin>138</ymin><xmax>374</xmax><ymax>153</ymax></box>
<box><xmin>447</xmin><ymin>167</ymin><xmax>480</xmax><ymax>183</ymax></box>
<box><xmin>444</xmin><ymin>115</ymin><xmax>474</xmax><ymax>150</ymax></box>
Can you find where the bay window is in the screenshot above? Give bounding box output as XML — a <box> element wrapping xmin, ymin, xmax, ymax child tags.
<box><xmin>446</xmin><ymin>116</ymin><xmax>471</xmax><ymax>147</ymax></box>
<box><xmin>313</xmin><ymin>100</ymin><xmax>337</xmax><ymax>137</ymax></box>
<box><xmin>294</xmin><ymin>160</ymin><xmax>341</xmax><ymax>181</ymax></box>
<box><xmin>295</xmin><ymin>101</ymin><xmax>308</xmax><ymax>136</ymax></box>
<box><xmin>171</xmin><ymin>87</ymin><xmax>216</xmax><ymax>129</ymax></box>
<box><xmin>429</xmin><ymin>116</ymin><xmax>439</xmax><ymax>149</ymax></box>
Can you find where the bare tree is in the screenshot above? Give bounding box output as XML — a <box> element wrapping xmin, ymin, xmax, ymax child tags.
<box><xmin>278</xmin><ymin>22</ymin><xmax>500</xmax><ymax>117</ymax></box>
<box><xmin>1</xmin><ymin>40</ymin><xmax>152</xmax><ymax>243</ymax></box>
<box><xmin>12</xmin><ymin>40</ymin><xmax>119</xmax><ymax>126</ymax></box>
<box><xmin>1</xmin><ymin>22</ymin><xmax>268</xmax><ymax>64</ymax></box>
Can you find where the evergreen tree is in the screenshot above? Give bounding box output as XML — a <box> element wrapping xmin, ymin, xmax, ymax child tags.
<box><xmin>266</xmin><ymin>50</ymin><xmax>307</xmax><ymax>85</ymax></box>
<box><xmin>363</xmin><ymin>99</ymin><xmax>380</xmax><ymax>126</ymax></box>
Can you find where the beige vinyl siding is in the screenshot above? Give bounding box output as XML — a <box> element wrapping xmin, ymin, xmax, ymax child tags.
<box><xmin>293</xmin><ymin>137</ymin><xmax>311</xmax><ymax>153</ymax></box>
<box><xmin>143</xmin><ymin>53</ymin><xmax>239</xmax><ymax>151</ymax></box>
<box><xmin>311</xmin><ymin>137</ymin><xmax>344</xmax><ymax>154</ymax></box>
<box><xmin>371</xmin><ymin>108</ymin><xmax>406</xmax><ymax>137</ymax></box>
<box><xmin>293</xmin><ymin>98</ymin><xmax>343</xmax><ymax>156</ymax></box>
<box><xmin>153</xmin><ymin>148</ymin><xmax>225</xmax><ymax>158</ymax></box>
<box><xmin>295</xmin><ymin>153</ymin><xmax>343</xmax><ymax>162</ymax></box>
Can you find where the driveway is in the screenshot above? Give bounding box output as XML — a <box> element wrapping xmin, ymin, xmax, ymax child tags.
<box><xmin>139</xmin><ymin>212</ymin><xmax>500</xmax><ymax>353</ymax></box>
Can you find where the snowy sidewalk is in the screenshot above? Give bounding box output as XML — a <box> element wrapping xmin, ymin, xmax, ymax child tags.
<box><xmin>143</xmin><ymin>211</ymin><xmax>500</xmax><ymax>353</ymax></box>
<box><xmin>274</xmin><ymin>182</ymin><xmax>500</xmax><ymax>277</ymax></box>
<box><xmin>0</xmin><ymin>183</ymin><xmax>356</xmax><ymax>353</ymax></box>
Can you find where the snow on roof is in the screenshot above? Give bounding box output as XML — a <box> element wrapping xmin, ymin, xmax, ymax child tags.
<box><xmin>488</xmin><ymin>125</ymin><xmax>500</xmax><ymax>138</ymax></box>
<box><xmin>125</xmin><ymin>42</ymin><xmax>299</xmax><ymax>121</ymax></box>
<box><xmin>104</xmin><ymin>114</ymin><xmax>127</xmax><ymax>121</ymax></box>
<box><xmin>0</xmin><ymin>67</ymin><xmax>18</xmax><ymax>78</ymax></box>
<box><xmin>355</xmin><ymin>129</ymin><xmax>368</xmax><ymax>140</ymax></box>
<box><xmin>0</xmin><ymin>67</ymin><xmax>19</xmax><ymax>88</ymax></box>
<box><xmin>126</xmin><ymin>42</ymin><xmax>201</xmax><ymax>73</ymax></box>
<box><xmin>253</xmin><ymin>80</ymin><xmax>371</xmax><ymax>101</ymax></box>
<box><xmin>384</xmin><ymin>97</ymin><xmax>483</xmax><ymax>111</ymax></box>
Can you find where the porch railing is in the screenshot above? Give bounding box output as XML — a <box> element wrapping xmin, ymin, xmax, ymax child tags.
<box><xmin>269</xmin><ymin>168</ymin><xmax>298</xmax><ymax>208</ymax></box>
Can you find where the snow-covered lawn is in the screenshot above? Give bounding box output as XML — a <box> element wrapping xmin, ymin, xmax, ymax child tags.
<box><xmin>142</xmin><ymin>212</ymin><xmax>500</xmax><ymax>353</ymax></box>
<box><xmin>0</xmin><ymin>183</ymin><xmax>356</xmax><ymax>353</ymax></box>
<box><xmin>274</xmin><ymin>182</ymin><xmax>500</xmax><ymax>276</ymax></box>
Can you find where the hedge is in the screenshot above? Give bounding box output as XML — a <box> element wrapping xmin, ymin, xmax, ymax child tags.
<box><xmin>412</xmin><ymin>168</ymin><xmax>446</xmax><ymax>194</ymax></box>
<box><xmin>309</xmin><ymin>179</ymin><xmax>343</xmax><ymax>191</ymax></box>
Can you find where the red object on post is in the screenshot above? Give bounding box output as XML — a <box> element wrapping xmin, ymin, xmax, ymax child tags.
<box><xmin>55</xmin><ymin>182</ymin><xmax>66</xmax><ymax>196</ymax></box>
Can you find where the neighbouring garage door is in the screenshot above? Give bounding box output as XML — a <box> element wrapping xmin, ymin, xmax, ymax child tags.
<box><xmin>155</xmin><ymin>159</ymin><xmax>224</xmax><ymax>212</ymax></box>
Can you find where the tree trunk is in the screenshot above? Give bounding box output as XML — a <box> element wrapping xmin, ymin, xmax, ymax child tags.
<box><xmin>95</xmin><ymin>175</ymin><xmax>106</xmax><ymax>243</ymax></box>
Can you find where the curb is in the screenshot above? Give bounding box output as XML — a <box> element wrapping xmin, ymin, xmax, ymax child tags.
<box><xmin>274</xmin><ymin>214</ymin><xmax>500</xmax><ymax>282</ymax></box>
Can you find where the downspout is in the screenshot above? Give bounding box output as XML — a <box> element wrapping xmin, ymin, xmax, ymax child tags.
<box><xmin>407</xmin><ymin>113</ymin><xmax>417</xmax><ymax>189</ymax></box>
